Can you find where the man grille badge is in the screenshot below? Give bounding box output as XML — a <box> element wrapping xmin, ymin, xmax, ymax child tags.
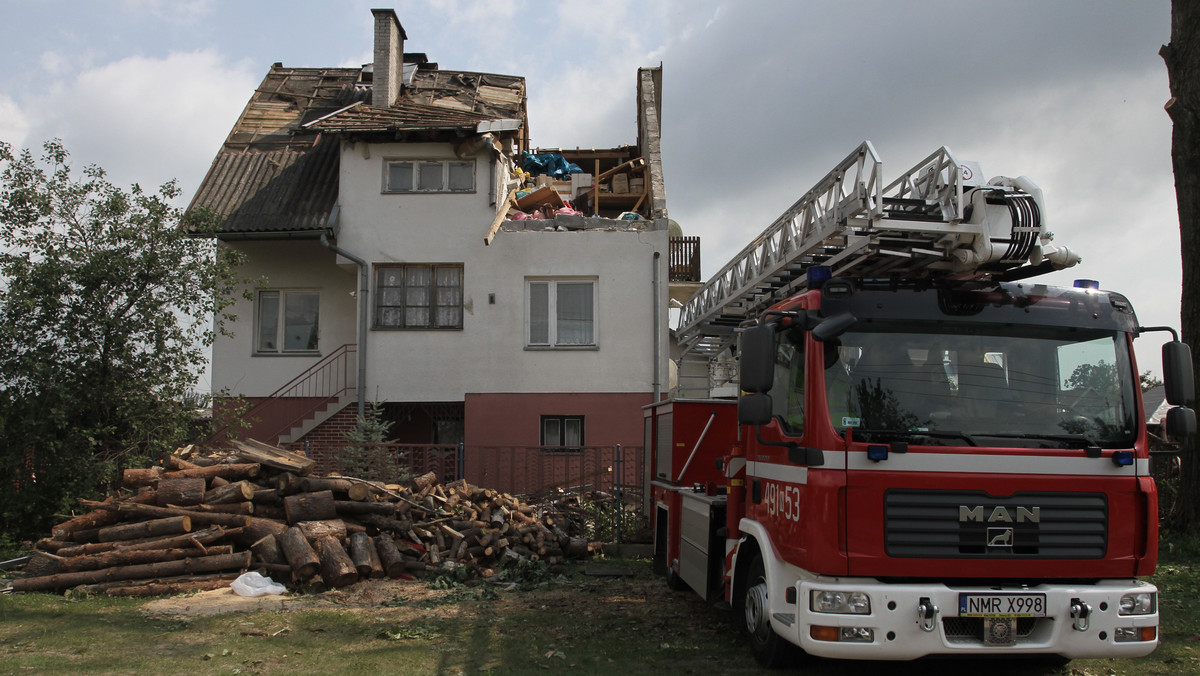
<box><xmin>987</xmin><ymin>527</ymin><xmax>1014</xmax><ymax>548</ymax></box>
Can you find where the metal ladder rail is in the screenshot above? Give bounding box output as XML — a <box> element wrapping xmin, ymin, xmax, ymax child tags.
<box><xmin>676</xmin><ymin>142</ymin><xmax>885</xmax><ymax>341</ymax></box>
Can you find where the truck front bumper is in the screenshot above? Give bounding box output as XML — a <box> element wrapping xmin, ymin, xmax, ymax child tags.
<box><xmin>781</xmin><ymin>577</ymin><xmax>1158</xmax><ymax>661</ymax></box>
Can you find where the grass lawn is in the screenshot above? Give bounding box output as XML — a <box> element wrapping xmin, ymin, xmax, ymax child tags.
<box><xmin>2</xmin><ymin>549</ymin><xmax>1198</xmax><ymax>675</ymax></box>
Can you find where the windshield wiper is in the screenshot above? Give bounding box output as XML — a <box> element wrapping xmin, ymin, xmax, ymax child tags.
<box><xmin>851</xmin><ymin>429</ymin><xmax>978</xmax><ymax>447</ymax></box>
<box><xmin>972</xmin><ymin>432</ymin><xmax>1104</xmax><ymax>456</ymax></box>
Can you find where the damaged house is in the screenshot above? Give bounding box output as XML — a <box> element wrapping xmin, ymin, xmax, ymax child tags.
<box><xmin>191</xmin><ymin>9</ymin><xmax>693</xmax><ymax>488</ymax></box>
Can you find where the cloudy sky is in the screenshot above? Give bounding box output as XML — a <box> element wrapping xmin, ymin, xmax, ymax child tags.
<box><xmin>0</xmin><ymin>0</ymin><xmax>1180</xmax><ymax>380</ymax></box>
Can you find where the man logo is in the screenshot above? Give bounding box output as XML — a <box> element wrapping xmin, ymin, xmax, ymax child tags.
<box><xmin>959</xmin><ymin>505</ymin><xmax>1041</xmax><ymax>524</ymax></box>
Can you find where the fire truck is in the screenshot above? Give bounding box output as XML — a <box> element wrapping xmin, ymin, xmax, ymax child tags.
<box><xmin>648</xmin><ymin>142</ymin><xmax>1196</xmax><ymax>665</ymax></box>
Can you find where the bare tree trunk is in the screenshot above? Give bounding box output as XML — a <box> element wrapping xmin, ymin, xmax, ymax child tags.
<box><xmin>1162</xmin><ymin>0</ymin><xmax>1200</xmax><ymax>535</ymax></box>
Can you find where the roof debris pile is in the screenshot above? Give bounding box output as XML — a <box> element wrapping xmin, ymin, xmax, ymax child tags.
<box><xmin>6</xmin><ymin>441</ymin><xmax>597</xmax><ymax>597</ymax></box>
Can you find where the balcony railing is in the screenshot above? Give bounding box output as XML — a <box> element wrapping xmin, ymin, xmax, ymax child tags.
<box><xmin>669</xmin><ymin>236</ymin><xmax>701</xmax><ymax>282</ymax></box>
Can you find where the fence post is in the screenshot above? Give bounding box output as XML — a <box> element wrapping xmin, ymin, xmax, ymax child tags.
<box><xmin>457</xmin><ymin>442</ymin><xmax>465</xmax><ymax>481</ymax></box>
<box><xmin>615</xmin><ymin>444</ymin><xmax>623</xmax><ymax>545</ymax></box>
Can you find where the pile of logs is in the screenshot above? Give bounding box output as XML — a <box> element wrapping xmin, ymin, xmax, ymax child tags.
<box><xmin>8</xmin><ymin>440</ymin><xmax>594</xmax><ymax>597</ymax></box>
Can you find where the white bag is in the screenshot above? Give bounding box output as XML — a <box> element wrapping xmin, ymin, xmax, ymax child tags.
<box><xmin>230</xmin><ymin>571</ymin><xmax>288</xmax><ymax>597</ymax></box>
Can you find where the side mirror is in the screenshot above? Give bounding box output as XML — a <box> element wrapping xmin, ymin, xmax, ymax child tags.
<box><xmin>812</xmin><ymin>312</ymin><xmax>856</xmax><ymax>342</ymax></box>
<box><xmin>1167</xmin><ymin>406</ymin><xmax>1197</xmax><ymax>442</ymax></box>
<box><xmin>739</xmin><ymin>324</ymin><xmax>776</xmax><ymax>393</ymax></box>
<box><xmin>1164</xmin><ymin>341</ymin><xmax>1195</xmax><ymax>406</ymax></box>
<box><xmin>738</xmin><ymin>392</ymin><xmax>773</xmax><ymax>426</ymax></box>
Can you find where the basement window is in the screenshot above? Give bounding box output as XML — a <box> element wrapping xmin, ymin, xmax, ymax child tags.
<box><xmin>541</xmin><ymin>415</ymin><xmax>584</xmax><ymax>454</ymax></box>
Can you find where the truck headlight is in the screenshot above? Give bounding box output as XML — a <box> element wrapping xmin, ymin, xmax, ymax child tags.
<box><xmin>1119</xmin><ymin>592</ymin><xmax>1156</xmax><ymax>616</ymax></box>
<box><xmin>810</xmin><ymin>590</ymin><xmax>871</xmax><ymax>615</ymax></box>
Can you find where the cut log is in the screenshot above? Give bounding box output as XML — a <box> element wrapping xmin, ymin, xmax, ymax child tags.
<box><xmin>296</xmin><ymin>519</ymin><xmax>347</xmax><ymax>542</ymax></box>
<box><xmin>276</xmin><ymin>527</ymin><xmax>320</xmax><ymax>580</ymax></box>
<box><xmin>10</xmin><ymin>550</ymin><xmax>251</xmax><ymax>592</ymax></box>
<box><xmin>250</xmin><ymin>534</ymin><xmax>284</xmax><ymax>565</ymax></box>
<box><xmin>347</xmin><ymin>481</ymin><xmax>385</xmax><ymax>502</ymax></box>
<box><xmin>52</xmin><ymin>502</ymin><xmax>126</xmax><ymax>539</ymax></box>
<box><xmin>347</xmin><ymin>532</ymin><xmax>376</xmax><ymax>577</ymax></box>
<box><xmin>155</xmin><ymin>477</ymin><xmax>207</xmax><ymax>506</ymax></box>
<box><xmin>333</xmin><ymin>500</ymin><xmax>396</xmax><ymax>516</ymax></box>
<box><xmin>298</xmin><ymin>477</ymin><xmax>356</xmax><ymax>494</ymax></box>
<box><xmin>230</xmin><ymin>438</ymin><xmax>316</xmax><ymax>475</ymax></box>
<box><xmin>99</xmin><ymin>575</ymin><xmax>239</xmax><ymax>597</ymax></box>
<box><xmin>284</xmin><ymin>490</ymin><xmax>337</xmax><ymax>523</ymax></box>
<box><xmin>252</xmin><ymin>504</ymin><xmax>286</xmax><ymax>520</ymax></box>
<box><xmin>164</xmin><ymin>454</ymin><xmax>202</xmax><ymax>471</ymax></box>
<box><xmin>161</xmin><ymin>463</ymin><xmax>260</xmax><ymax>483</ymax></box>
<box><xmin>178</xmin><ymin>502</ymin><xmax>253</xmax><ymax>515</ymax></box>
<box><xmin>97</xmin><ymin>516</ymin><xmax>191</xmax><ymax>543</ymax></box>
<box><xmin>374</xmin><ymin>532</ymin><xmax>406</xmax><ymax>577</ymax></box>
<box><xmin>204</xmin><ymin>480</ymin><xmax>255</xmax><ymax>505</ymax></box>
<box><xmin>58</xmin><ymin>545</ymin><xmax>232</xmax><ymax>573</ymax></box>
<box><xmin>314</xmin><ymin>535</ymin><xmax>358</xmax><ymax>588</ymax></box>
<box><xmin>122</xmin><ymin>467</ymin><xmax>164</xmax><ymax>488</ymax></box>
<box><xmin>79</xmin><ymin>500</ymin><xmax>250</xmax><ymax>529</ymax></box>
<box><xmin>53</xmin><ymin>526</ymin><xmax>230</xmax><ymax>558</ymax></box>
<box><xmin>233</xmin><ymin>517</ymin><xmax>289</xmax><ymax>548</ymax></box>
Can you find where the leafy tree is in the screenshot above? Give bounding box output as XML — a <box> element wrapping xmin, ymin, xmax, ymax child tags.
<box><xmin>1141</xmin><ymin>370</ymin><xmax>1164</xmax><ymax>393</ymax></box>
<box><xmin>1162</xmin><ymin>1</ymin><xmax>1200</xmax><ymax>535</ymax></box>
<box><xmin>0</xmin><ymin>139</ymin><xmax>246</xmax><ymax>540</ymax></box>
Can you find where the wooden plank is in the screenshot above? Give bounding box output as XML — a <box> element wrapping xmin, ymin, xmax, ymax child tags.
<box><xmin>484</xmin><ymin>188</ymin><xmax>519</xmax><ymax>245</ymax></box>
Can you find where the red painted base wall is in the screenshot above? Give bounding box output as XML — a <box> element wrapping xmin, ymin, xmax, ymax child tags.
<box><xmin>464</xmin><ymin>392</ymin><xmax>651</xmax><ymax>447</ymax></box>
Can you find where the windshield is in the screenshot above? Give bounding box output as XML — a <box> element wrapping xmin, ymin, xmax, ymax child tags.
<box><xmin>823</xmin><ymin>325</ymin><xmax>1139</xmax><ymax>448</ymax></box>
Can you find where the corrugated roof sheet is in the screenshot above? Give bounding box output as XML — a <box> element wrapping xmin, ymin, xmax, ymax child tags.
<box><xmin>189</xmin><ymin>64</ymin><xmax>525</xmax><ymax>237</ymax></box>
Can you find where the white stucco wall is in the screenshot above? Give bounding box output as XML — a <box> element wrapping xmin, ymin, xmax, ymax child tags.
<box><xmin>211</xmin><ymin>239</ymin><xmax>358</xmax><ymax>397</ymax></box>
<box><xmin>336</xmin><ymin>141</ymin><xmax>669</xmax><ymax>402</ymax></box>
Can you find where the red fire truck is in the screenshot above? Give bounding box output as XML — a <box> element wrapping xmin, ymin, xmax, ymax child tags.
<box><xmin>650</xmin><ymin>143</ymin><xmax>1196</xmax><ymax>665</ymax></box>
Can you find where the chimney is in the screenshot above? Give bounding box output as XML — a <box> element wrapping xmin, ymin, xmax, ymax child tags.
<box><xmin>371</xmin><ymin>8</ymin><xmax>406</xmax><ymax>107</ymax></box>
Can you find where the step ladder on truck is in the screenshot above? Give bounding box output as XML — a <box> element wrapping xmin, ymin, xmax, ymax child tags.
<box><xmin>648</xmin><ymin>141</ymin><xmax>1196</xmax><ymax>665</ymax></box>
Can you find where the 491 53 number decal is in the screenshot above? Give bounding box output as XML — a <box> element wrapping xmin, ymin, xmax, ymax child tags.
<box><xmin>763</xmin><ymin>481</ymin><xmax>802</xmax><ymax>522</ymax></box>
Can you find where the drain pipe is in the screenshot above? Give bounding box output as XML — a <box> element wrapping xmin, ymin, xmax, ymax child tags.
<box><xmin>653</xmin><ymin>251</ymin><xmax>662</xmax><ymax>401</ymax></box>
<box><xmin>320</xmin><ymin>216</ymin><xmax>367</xmax><ymax>423</ymax></box>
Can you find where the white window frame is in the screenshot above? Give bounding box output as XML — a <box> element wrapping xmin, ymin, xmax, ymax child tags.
<box><xmin>525</xmin><ymin>278</ymin><xmax>598</xmax><ymax>349</ymax></box>
<box><xmin>255</xmin><ymin>289</ymin><xmax>320</xmax><ymax>354</ymax></box>
<box><xmin>382</xmin><ymin>159</ymin><xmax>476</xmax><ymax>194</ymax></box>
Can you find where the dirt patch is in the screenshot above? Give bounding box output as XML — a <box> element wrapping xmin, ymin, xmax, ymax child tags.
<box><xmin>138</xmin><ymin>577</ymin><xmax>494</xmax><ymax>620</ymax></box>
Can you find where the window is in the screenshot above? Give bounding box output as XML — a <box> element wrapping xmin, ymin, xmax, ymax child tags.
<box><xmin>771</xmin><ymin>334</ymin><xmax>805</xmax><ymax>434</ymax></box>
<box><xmin>376</xmin><ymin>264</ymin><xmax>463</xmax><ymax>329</ymax></box>
<box><xmin>542</xmin><ymin>415</ymin><xmax>584</xmax><ymax>450</ymax></box>
<box><xmin>257</xmin><ymin>290</ymin><xmax>319</xmax><ymax>353</ymax></box>
<box><xmin>527</xmin><ymin>279</ymin><xmax>596</xmax><ymax>347</ymax></box>
<box><xmin>384</xmin><ymin>160</ymin><xmax>475</xmax><ymax>193</ymax></box>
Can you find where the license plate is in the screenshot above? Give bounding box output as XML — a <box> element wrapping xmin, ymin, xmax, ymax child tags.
<box><xmin>959</xmin><ymin>593</ymin><xmax>1046</xmax><ymax>617</ymax></box>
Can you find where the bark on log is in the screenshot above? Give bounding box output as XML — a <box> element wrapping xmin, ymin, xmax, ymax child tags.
<box><xmin>179</xmin><ymin>502</ymin><xmax>253</xmax><ymax>515</ymax></box>
<box><xmin>123</xmin><ymin>467</ymin><xmax>164</xmax><ymax>488</ymax></box>
<box><xmin>204</xmin><ymin>480</ymin><xmax>255</xmax><ymax>505</ymax></box>
<box><xmin>250</xmin><ymin>534</ymin><xmax>284</xmax><ymax>565</ymax></box>
<box><xmin>347</xmin><ymin>532</ymin><xmax>376</xmax><ymax>577</ymax></box>
<box><xmin>78</xmin><ymin>572</ymin><xmax>240</xmax><ymax>596</ymax></box>
<box><xmin>52</xmin><ymin>503</ymin><xmax>126</xmax><ymax>539</ymax></box>
<box><xmin>333</xmin><ymin>500</ymin><xmax>396</xmax><ymax>516</ymax></box>
<box><xmin>58</xmin><ymin>545</ymin><xmax>232</xmax><ymax>573</ymax></box>
<box><xmin>10</xmin><ymin>550</ymin><xmax>251</xmax><ymax>592</ymax></box>
<box><xmin>164</xmin><ymin>455</ymin><xmax>202</xmax><ymax>471</ymax></box>
<box><xmin>296</xmin><ymin>519</ymin><xmax>347</xmax><ymax>542</ymax></box>
<box><xmin>250</xmin><ymin>488</ymin><xmax>283</xmax><ymax>505</ymax></box>
<box><xmin>79</xmin><ymin>500</ymin><xmax>250</xmax><ymax>529</ymax></box>
<box><xmin>155</xmin><ymin>477</ymin><xmax>206</xmax><ymax>506</ymax></box>
<box><xmin>297</xmin><ymin>477</ymin><xmax>355</xmax><ymax>494</ymax></box>
<box><xmin>347</xmin><ymin>481</ymin><xmax>385</xmax><ymax>502</ymax></box>
<box><xmin>233</xmin><ymin>517</ymin><xmax>289</xmax><ymax>548</ymax></box>
<box><xmin>252</xmin><ymin>504</ymin><xmax>286</xmax><ymax>520</ymax></box>
<box><xmin>161</xmin><ymin>463</ymin><xmax>259</xmax><ymax>483</ymax></box>
<box><xmin>374</xmin><ymin>532</ymin><xmax>406</xmax><ymax>577</ymax></box>
<box><xmin>276</xmin><ymin>527</ymin><xmax>320</xmax><ymax>580</ymax></box>
<box><xmin>411</xmin><ymin>471</ymin><xmax>438</xmax><ymax>491</ymax></box>
<box><xmin>230</xmin><ymin>438</ymin><xmax>315</xmax><ymax>475</ymax></box>
<box><xmin>97</xmin><ymin>516</ymin><xmax>191</xmax><ymax>543</ymax></box>
<box><xmin>284</xmin><ymin>490</ymin><xmax>337</xmax><ymax>522</ymax></box>
<box><xmin>53</xmin><ymin>526</ymin><xmax>230</xmax><ymax>558</ymax></box>
<box><xmin>315</xmin><ymin>535</ymin><xmax>358</xmax><ymax>588</ymax></box>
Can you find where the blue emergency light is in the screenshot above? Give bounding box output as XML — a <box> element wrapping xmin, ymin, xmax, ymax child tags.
<box><xmin>867</xmin><ymin>445</ymin><xmax>889</xmax><ymax>462</ymax></box>
<box><xmin>1074</xmin><ymin>279</ymin><xmax>1100</xmax><ymax>290</ymax></box>
<box><xmin>1111</xmin><ymin>451</ymin><xmax>1134</xmax><ymax>467</ymax></box>
<box><xmin>808</xmin><ymin>265</ymin><xmax>832</xmax><ymax>288</ymax></box>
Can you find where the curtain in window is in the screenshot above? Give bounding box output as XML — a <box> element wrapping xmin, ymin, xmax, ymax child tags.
<box><xmin>556</xmin><ymin>282</ymin><xmax>593</xmax><ymax>345</ymax></box>
<box><xmin>563</xmin><ymin>418</ymin><xmax>582</xmax><ymax>446</ymax></box>
<box><xmin>435</xmin><ymin>266</ymin><xmax>462</xmax><ymax>327</ymax></box>
<box><xmin>405</xmin><ymin>266</ymin><xmax>431</xmax><ymax>327</ymax></box>
<box><xmin>418</xmin><ymin>162</ymin><xmax>442</xmax><ymax>191</ymax></box>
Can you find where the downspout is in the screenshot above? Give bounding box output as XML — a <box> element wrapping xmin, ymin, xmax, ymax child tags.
<box><xmin>320</xmin><ymin>206</ymin><xmax>367</xmax><ymax>424</ymax></box>
<box><xmin>653</xmin><ymin>251</ymin><xmax>662</xmax><ymax>401</ymax></box>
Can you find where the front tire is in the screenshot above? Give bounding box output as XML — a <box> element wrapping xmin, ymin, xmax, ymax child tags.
<box><xmin>740</xmin><ymin>554</ymin><xmax>795</xmax><ymax>668</ymax></box>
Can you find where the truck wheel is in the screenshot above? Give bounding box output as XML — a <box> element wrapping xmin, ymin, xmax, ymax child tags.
<box><xmin>665</xmin><ymin>563</ymin><xmax>689</xmax><ymax>591</ymax></box>
<box><xmin>741</xmin><ymin>554</ymin><xmax>795</xmax><ymax>667</ymax></box>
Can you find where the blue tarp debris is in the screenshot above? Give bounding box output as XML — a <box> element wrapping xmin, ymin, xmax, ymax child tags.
<box><xmin>520</xmin><ymin>152</ymin><xmax>583</xmax><ymax>179</ymax></box>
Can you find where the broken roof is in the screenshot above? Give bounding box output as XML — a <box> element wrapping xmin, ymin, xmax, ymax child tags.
<box><xmin>189</xmin><ymin>63</ymin><xmax>526</xmax><ymax>238</ymax></box>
